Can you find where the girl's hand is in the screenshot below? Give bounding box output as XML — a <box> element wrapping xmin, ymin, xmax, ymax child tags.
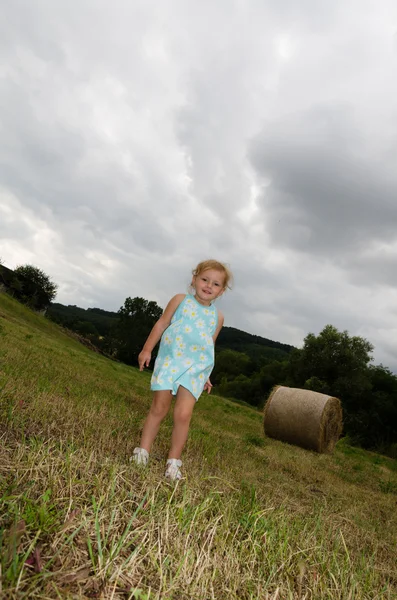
<box><xmin>204</xmin><ymin>379</ymin><xmax>213</xmax><ymax>394</ymax></box>
<box><xmin>138</xmin><ymin>350</ymin><xmax>151</xmax><ymax>371</ymax></box>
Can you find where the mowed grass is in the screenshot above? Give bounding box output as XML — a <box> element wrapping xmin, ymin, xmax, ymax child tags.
<box><xmin>1</xmin><ymin>293</ymin><xmax>397</xmax><ymax>600</ymax></box>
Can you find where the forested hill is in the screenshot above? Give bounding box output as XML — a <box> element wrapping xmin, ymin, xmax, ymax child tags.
<box><xmin>47</xmin><ymin>302</ymin><xmax>295</xmax><ymax>357</ymax></box>
<box><xmin>48</xmin><ymin>303</ymin><xmax>118</xmax><ymax>336</ymax></box>
<box><xmin>217</xmin><ymin>326</ymin><xmax>295</xmax><ymax>359</ymax></box>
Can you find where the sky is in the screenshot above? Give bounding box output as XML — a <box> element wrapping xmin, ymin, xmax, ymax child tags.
<box><xmin>1</xmin><ymin>0</ymin><xmax>397</xmax><ymax>369</ymax></box>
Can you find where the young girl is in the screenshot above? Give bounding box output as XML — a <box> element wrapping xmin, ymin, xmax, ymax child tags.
<box><xmin>132</xmin><ymin>259</ymin><xmax>232</xmax><ymax>480</ymax></box>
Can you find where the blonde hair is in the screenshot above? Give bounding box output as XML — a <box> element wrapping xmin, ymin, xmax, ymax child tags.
<box><xmin>192</xmin><ymin>259</ymin><xmax>233</xmax><ymax>290</ymax></box>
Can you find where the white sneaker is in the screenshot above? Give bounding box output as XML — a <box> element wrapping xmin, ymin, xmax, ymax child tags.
<box><xmin>165</xmin><ymin>458</ymin><xmax>182</xmax><ymax>481</ymax></box>
<box><xmin>131</xmin><ymin>447</ymin><xmax>149</xmax><ymax>466</ymax></box>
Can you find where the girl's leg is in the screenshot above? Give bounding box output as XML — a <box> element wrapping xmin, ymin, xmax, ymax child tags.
<box><xmin>140</xmin><ymin>390</ymin><xmax>173</xmax><ymax>452</ymax></box>
<box><xmin>168</xmin><ymin>386</ymin><xmax>196</xmax><ymax>459</ymax></box>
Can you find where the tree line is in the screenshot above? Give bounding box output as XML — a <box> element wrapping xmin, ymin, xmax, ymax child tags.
<box><xmin>0</xmin><ymin>263</ymin><xmax>57</xmax><ymax>311</ymax></box>
<box><xmin>212</xmin><ymin>327</ymin><xmax>397</xmax><ymax>453</ymax></box>
<box><xmin>3</xmin><ymin>263</ymin><xmax>397</xmax><ymax>456</ymax></box>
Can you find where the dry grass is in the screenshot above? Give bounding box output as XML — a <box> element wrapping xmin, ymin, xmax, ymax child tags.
<box><xmin>1</xmin><ymin>293</ymin><xmax>397</xmax><ymax>599</ymax></box>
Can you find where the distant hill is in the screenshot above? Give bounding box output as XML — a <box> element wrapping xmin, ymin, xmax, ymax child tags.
<box><xmin>47</xmin><ymin>303</ymin><xmax>119</xmax><ymax>336</ymax></box>
<box><xmin>47</xmin><ymin>302</ymin><xmax>296</xmax><ymax>358</ymax></box>
<box><xmin>217</xmin><ymin>326</ymin><xmax>295</xmax><ymax>361</ymax></box>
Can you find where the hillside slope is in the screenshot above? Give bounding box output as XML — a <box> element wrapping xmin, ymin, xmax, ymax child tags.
<box><xmin>1</xmin><ymin>293</ymin><xmax>396</xmax><ymax>599</ymax></box>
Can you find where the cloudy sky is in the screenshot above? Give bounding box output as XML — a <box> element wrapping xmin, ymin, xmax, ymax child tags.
<box><xmin>1</xmin><ymin>0</ymin><xmax>397</xmax><ymax>369</ymax></box>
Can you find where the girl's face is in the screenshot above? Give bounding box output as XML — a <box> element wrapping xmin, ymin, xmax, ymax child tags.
<box><xmin>192</xmin><ymin>269</ymin><xmax>225</xmax><ymax>305</ymax></box>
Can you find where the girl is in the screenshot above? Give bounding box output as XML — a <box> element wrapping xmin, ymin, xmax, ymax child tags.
<box><xmin>133</xmin><ymin>259</ymin><xmax>233</xmax><ymax>480</ymax></box>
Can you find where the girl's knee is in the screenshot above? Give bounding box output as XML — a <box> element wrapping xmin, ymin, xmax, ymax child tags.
<box><xmin>150</xmin><ymin>398</ymin><xmax>170</xmax><ymax>420</ymax></box>
<box><xmin>174</xmin><ymin>407</ymin><xmax>193</xmax><ymax>425</ymax></box>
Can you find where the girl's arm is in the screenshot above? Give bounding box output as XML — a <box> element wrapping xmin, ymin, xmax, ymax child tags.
<box><xmin>205</xmin><ymin>310</ymin><xmax>225</xmax><ymax>394</ymax></box>
<box><xmin>138</xmin><ymin>294</ymin><xmax>185</xmax><ymax>371</ymax></box>
<box><xmin>212</xmin><ymin>310</ymin><xmax>224</xmax><ymax>344</ymax></box>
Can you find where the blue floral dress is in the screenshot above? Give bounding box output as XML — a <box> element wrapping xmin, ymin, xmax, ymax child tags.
<box><xmin>151</xmin><ymin>294</ymin><xmax>218</xmax><ymax>400</ymax></box>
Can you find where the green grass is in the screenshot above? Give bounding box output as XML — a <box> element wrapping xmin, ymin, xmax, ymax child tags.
<box><xmin>1</xmin><ymin>292</ymin><xmax>397</xmax><ymax>599</ymax></box>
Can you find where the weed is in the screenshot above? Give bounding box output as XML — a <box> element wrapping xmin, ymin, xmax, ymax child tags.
<box><xmin>379</xmin><ymin>480</ymin><xmax>397</xmax><ymax>494</ymax></box>
<box><xmin>244</xmin><ymin>433</ymin><xmax>265</xmax><ymax>447</ymax></box>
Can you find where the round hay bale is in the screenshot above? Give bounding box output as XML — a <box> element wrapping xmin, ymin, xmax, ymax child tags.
<box><xmin>263</xmin><ymin>386</ymin><xmax>343</xmax><ymax>453</ymax></box>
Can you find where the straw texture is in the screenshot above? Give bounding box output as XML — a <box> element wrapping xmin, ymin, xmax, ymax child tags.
<box><xmin>263</xmin><ymin>386</ymin><xmax>343</xmax><ymax>453</ymax></box>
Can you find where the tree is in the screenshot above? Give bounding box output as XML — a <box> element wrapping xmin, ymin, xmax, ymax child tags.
<box><xmin>287</xmin><ymin>325</ymin><xmax>380</xmax><ymax>444</ymax></box>
<box><xmin>211</xmin><ymin>349</ymin><xmax>251</xmax><ymax>384</ymax></box>
<box><xmin>258</xmin><ymin>360</ymin><xmax>290</xmax><ymax>394</ymax></box>
<box><xmin>218</xmin><ymin>373</ymin><xmax>254</xmax><ymax>404</ymax></box>
<box><xmin>289</xmin><ymin>325</ymin><xmax>373</xmax><ymax>405</ymax></box>
<box><xmin>74</xmin><ymin>321</ymin><xmax>99</xmax><ymax>336</ymax></box>
<box><xmin>363</xmin><ymin>365</ymin><xmax>397</xmax><ymax>447</ymax></box>
<box><xmin>14</xmin><ymin>264</ymin><xmax>58</xmax><ymax>308</ymax></box>
<box><xmin>115</xmin><ymin>297</ymin><xmax>163</xmax><ymax>365</ymax></box>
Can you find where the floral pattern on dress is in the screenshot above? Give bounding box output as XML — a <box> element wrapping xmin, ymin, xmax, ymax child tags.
<box><xmin>151</xmin><ymin>294</ymin><xmax>218</xmax><ymax>400</ymax></box>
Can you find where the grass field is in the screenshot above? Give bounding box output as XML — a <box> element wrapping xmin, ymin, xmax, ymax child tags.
<box><xmin>1</xmin><ymin>292</ymin><xmax>397</xmax><ymax>599</ymax></box>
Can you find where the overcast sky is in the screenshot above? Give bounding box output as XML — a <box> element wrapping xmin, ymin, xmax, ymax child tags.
<box><xmin>1</xmin><ymin>0</ymin><xmax>397</xmax><ymax>369</ymax></box>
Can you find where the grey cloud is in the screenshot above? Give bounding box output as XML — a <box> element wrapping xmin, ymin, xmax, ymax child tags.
<box><xmin>249</xmin><ymin>106</ymin><xmax>397</xmax><ymax>256</ymax></box>
<box><xmin>1</xmin><ymin>0</ymin><xmax>397</xmax><ymax>372</ymax></box>
<box><xmin>380</xmin><ymin>340</ymin><xmax>397</xmax><ymax>366</ymax></box>
<box><xmin>0</xmin><ymin>62</ymin><xmax>178</xmax><ymax>256</ymax></box>
<box><xmin>348</xmin><ymin>253</ymin><xmax>397</xmax><ymax>288</ymax></box>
